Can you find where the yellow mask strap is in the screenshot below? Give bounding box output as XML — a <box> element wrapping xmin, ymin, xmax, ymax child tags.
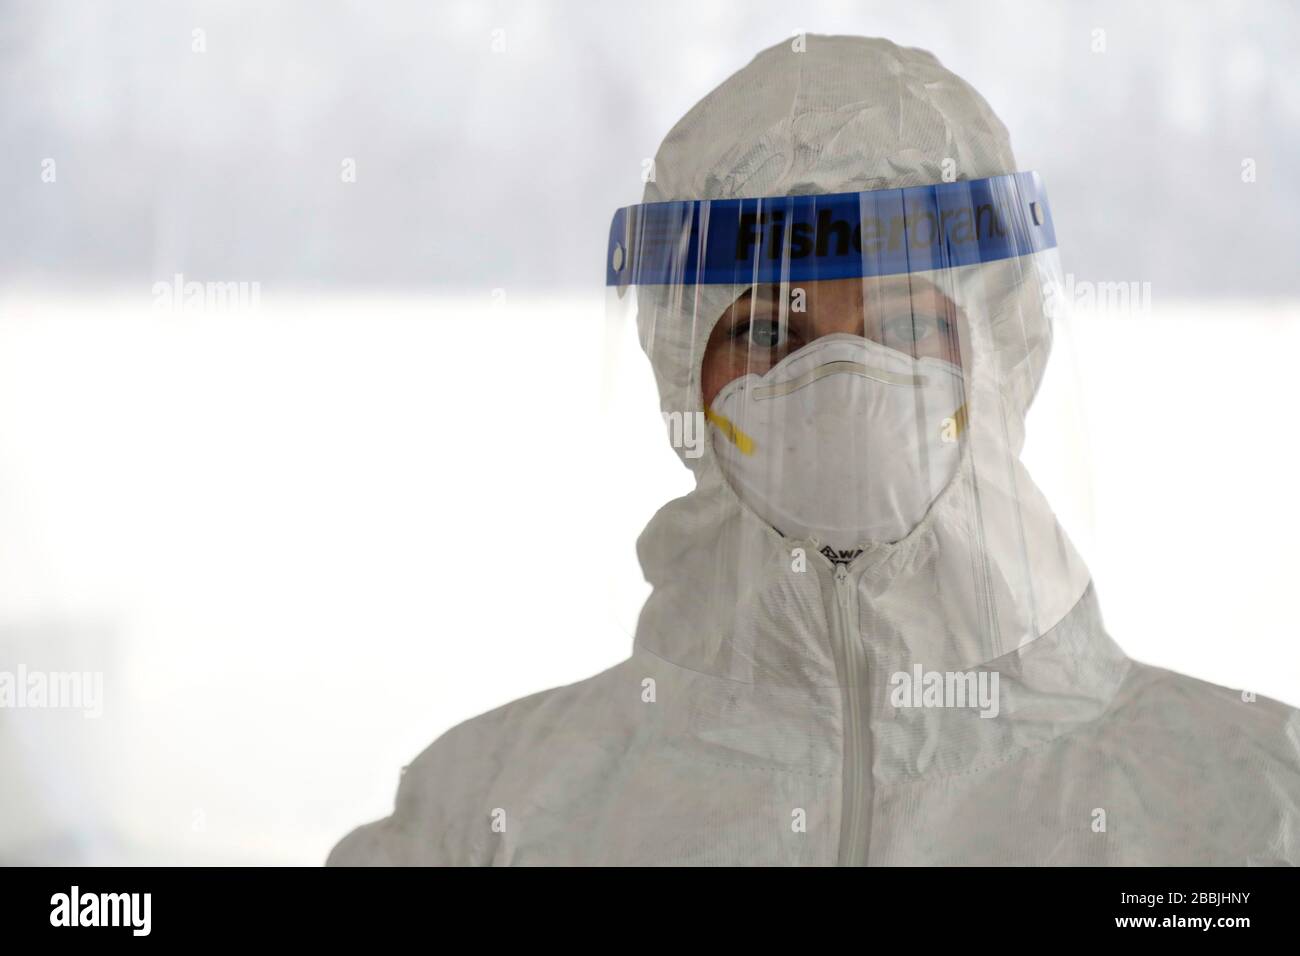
<box><xmin>705</xmin><ymin>407</ymin><xmax>755</xmax><ymax>456</ymax></box>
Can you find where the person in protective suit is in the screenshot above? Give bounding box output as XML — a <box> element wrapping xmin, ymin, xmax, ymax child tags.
<box><xmin>329</xmin><ymin>35</ymin><xmax>1300</xmax><ymax>866</ymax></box>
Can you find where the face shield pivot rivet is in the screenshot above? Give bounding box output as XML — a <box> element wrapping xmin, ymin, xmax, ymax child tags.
<box><xmin>612</xmin><ymin>242</ymin><xmax>625</xmax><ymax>272</ymax></box>
<box><xmin>1030</xmin><ymin>201</ymin><xmax>1044</xmax><ymax>226</ymax></box>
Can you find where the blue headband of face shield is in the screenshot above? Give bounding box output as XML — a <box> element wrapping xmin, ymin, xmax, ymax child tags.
<box><xmin>606</xmin><ymin>171</ymin><xmax>1056</xmax><ymax>288</ymax></box>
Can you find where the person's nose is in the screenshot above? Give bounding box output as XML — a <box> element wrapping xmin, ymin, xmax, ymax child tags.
<box><xmin>805</xmin><ymin>293</ymin><xmax>867</xmax><ymax>340</ymax></box>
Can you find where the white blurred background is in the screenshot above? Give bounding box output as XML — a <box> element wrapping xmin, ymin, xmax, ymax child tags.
<box><xmin>1</xmin><ymin>0</ymin><xmax>1297</xmax><ymax>864</ymax></box>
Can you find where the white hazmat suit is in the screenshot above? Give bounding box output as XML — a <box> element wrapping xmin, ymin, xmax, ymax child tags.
<box><xmin>329</xmin><ymin>35</ymin><xmax>1300</xmax><ymax>866</ymax></box>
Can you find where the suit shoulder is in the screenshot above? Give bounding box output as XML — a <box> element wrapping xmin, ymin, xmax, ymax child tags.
<box><xmin>1101</xmin><ymin>661</ymin><xmax>1300</xmax><ymax>824</ymax></box>
<box><xmin>1113</xmin><ymin>660</ymin><xmax>1300</xmax><ymax>746</ymax></box>
<box><xmin>327</xmin><ymin>658</ymin><xmax>640</xmax><ymax>865</ymax></box>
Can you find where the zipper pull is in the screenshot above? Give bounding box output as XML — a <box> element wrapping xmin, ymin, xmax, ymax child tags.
<box><xmin>834</xmin><ymin>562</ymin><xmax>849</xmax><ymax>587</ymax></box>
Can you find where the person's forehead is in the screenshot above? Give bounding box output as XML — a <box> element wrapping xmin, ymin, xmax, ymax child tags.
<box><xmin>733</xmin><ymin>275</ymin><xmax>952</xmax><ymax>309</ymax></box>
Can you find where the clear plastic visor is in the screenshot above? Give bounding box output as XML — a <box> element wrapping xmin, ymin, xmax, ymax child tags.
<box><xmin>599</xmin><ymin>173</ymin><xmax>1095</xmax><ymax>654</ymax></box>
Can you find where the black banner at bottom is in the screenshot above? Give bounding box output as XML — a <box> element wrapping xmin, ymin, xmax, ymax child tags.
<box><xmin>0</xmin><ymin>865</ymin><xmax>1290</xmax><ymax>941</ymax></box>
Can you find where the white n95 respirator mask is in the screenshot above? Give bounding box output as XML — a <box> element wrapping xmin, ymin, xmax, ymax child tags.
<box><xmin>707</xmin><ymin>333</ymin><xmax>966</xmax><ymax>550</ymax></box>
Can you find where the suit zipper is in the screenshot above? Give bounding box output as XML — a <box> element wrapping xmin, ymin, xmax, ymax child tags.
<box><xmin>829</xmin><ymin>560</ymin><xmax>872</xmax><ymax>866</ymax></box>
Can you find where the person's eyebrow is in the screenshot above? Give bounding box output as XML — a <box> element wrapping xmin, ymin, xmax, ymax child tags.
<box><xmin>867</xmin><ymin>277</ymin><xmax>959</xmax><ymax>315</ymax></box>
<box><xmin>724</xmin><ymin>283</ymin><xmax>783</xmax><ymax>321</ymax></box>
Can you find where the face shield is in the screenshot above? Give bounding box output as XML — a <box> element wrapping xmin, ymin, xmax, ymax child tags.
<box><xmin>602</xmin><ymin>172</ymin><xmax>1094</xmax><ymax>663</ymax></box>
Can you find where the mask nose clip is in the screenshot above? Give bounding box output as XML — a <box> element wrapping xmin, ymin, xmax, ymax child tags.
<box><xmin>752</xmin><ymin>360</ymin><xmax>928</xmax><ymax>401</ymax></box>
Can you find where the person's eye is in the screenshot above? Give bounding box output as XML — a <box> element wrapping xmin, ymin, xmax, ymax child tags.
<box><xmin>733</xmin><ymin>317</ymin><xmax>786</xmax><ymax>349</ymax></box>
<box><xmin>885</xmin><ymin>313</ymin><xmax>949</xmax><ymax>346</ymax></box>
